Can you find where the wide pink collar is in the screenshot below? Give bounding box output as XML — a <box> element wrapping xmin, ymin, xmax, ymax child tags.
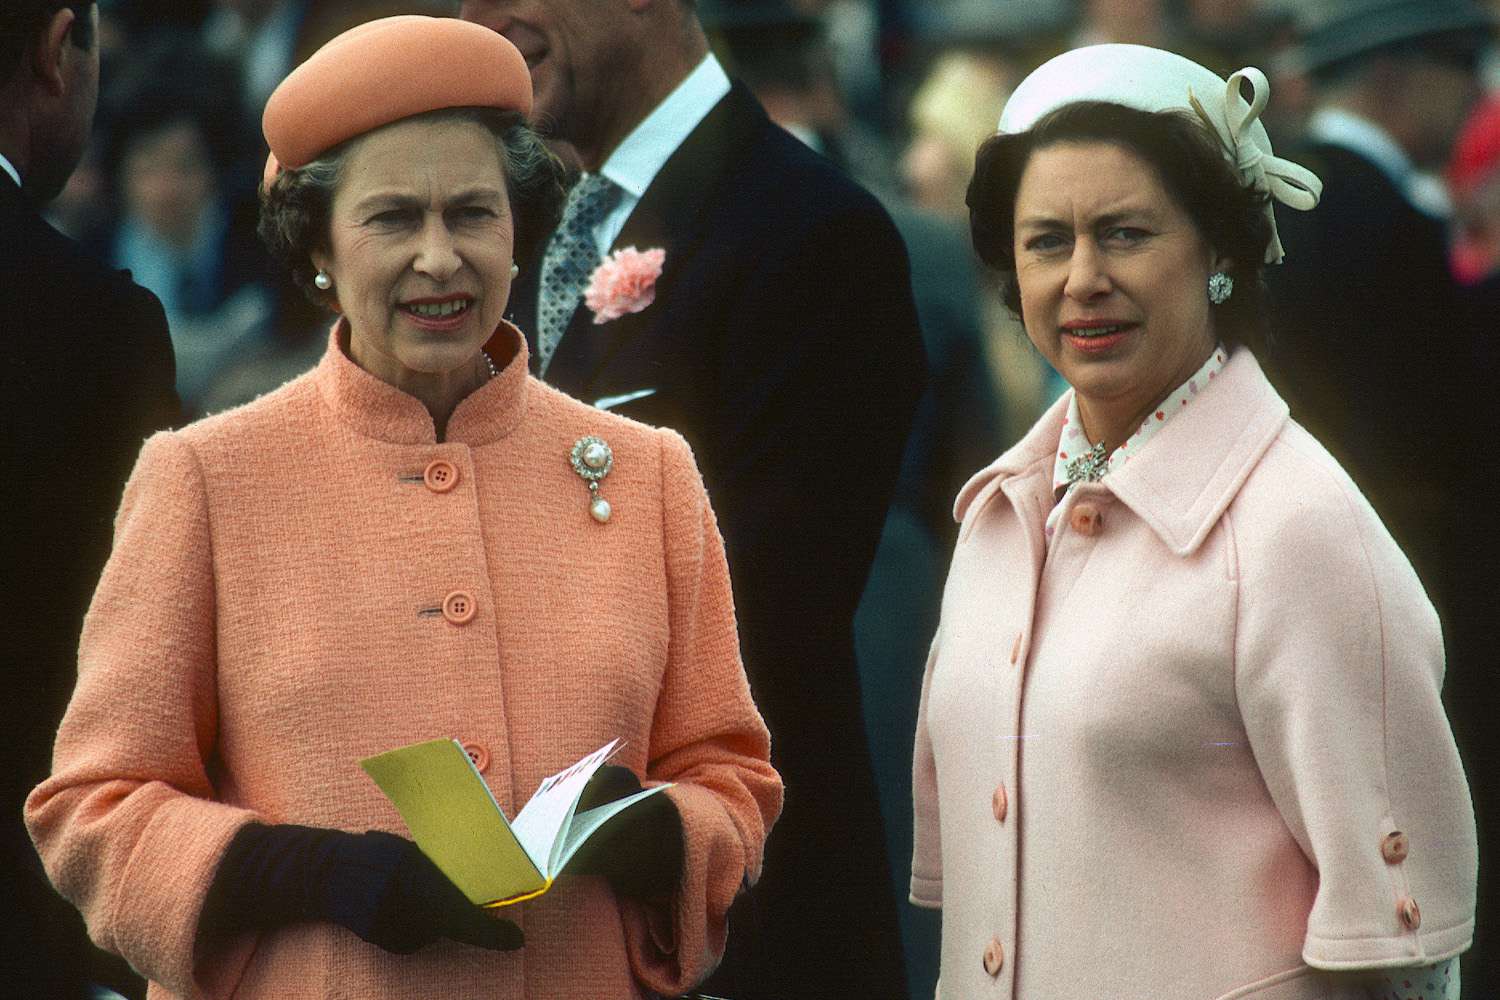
<box><xmin>955</xmin><ymin>348</ymin><xmax>1291</xmax><ymax>556</ymax></box>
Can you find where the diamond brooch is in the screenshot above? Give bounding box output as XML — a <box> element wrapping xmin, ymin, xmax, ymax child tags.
<box><xmin>569</xmin><ymin>436</ymin><xmax>614</xmax><ymax>523</ymax></box>
<box><xmin>1064</xmin><ymin>441</ymin><xmax>1109</xmax><ymax>485</ymax></box>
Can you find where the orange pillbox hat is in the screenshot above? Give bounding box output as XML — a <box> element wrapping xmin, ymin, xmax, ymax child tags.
<box><xmin>262</xmin><ymin>15</ymin><xmax>532</xmax><ymax>175</ymax></box>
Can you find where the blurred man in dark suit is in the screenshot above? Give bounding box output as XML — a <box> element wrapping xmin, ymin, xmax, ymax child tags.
<box><xmin>0</xmin><ymin>3</ymin><xmax>178</xmax><ymax>995</ymax></box>
<box><xmin>460</xmin><ymin>1</ymin><xmax>924</xmax><ymax>995</ymax></box>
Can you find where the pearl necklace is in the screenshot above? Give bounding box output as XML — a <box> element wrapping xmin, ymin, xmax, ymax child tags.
<box><xmin>482</xmin><ymin>351</ymin><xmax>499</xmax><ymax>380</ymax></box>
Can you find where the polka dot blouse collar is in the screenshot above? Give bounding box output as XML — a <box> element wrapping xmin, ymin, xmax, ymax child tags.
<box><xmin>1051</xmin><ymin>345</ymin><xmax>1230</xmax><ymax>499</ymax></box>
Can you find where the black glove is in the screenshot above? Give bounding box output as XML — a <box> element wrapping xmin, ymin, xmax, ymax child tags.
<box><xmin>202</xmin><ymin>823</ymin><xmax>523</xmax><ymax>954</ymax></box>
<box><xmin>566</xmin><ymin>765</ymin><xmax>684</xmax><ymax>901</ymax></box>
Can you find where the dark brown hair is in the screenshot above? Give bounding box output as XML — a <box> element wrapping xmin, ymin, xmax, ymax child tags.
<box><xmin>967</xmin><ymin>101</ymin><xmax>1274</xmax><ymax>350</ymax></box>
<box><xmin>258</xmin><ymin>107</ymin><xmax>566</xmax><ymax>305</ymax></box>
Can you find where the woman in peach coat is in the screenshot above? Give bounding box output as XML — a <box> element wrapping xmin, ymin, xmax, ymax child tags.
<box><xmin>912</xmin><ymin>46</ymin><xmax>1477</xmax><ymax>999</ymax></box>
<box><xmin>25</xmin><ymin>18</ymin><xmax>780</xmax><ymax>999</ymax></box>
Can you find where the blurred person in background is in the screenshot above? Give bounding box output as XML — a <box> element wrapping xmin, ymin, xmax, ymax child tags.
<box><xmin>1177</xmin><ymin>0</ymin><xmax>1292</xmax><ymax>74</ymax></box>
<box><xmin>1074</xmin><ymin>0</ymin><xmax>1176</xmax><ymax>49</ymax></box>
<box><xmin>200</xmin><ymin>0</ymin><xmax>452</xmax><ymax>120</ymax></box>
<box><xmin>0</xmin><ymin>2</ymin><xmax>178</xmax><ymax>996</ymax></box>
<box><xmin>460</xmin><ymin>0</ymin><xmax>925</xmax><ymax>994</ymax></box>
<box><xmin>705</xmin><ymin>8</ymin><xmax>1007</xmax><ymax>995</ymax></box>
<box><xmin>902</xmin><ymin>39</ymin><xmax>1062</xmax><ymax>437</ymax></box>
<box><xmin>903</xmin><ymin>50</ymin><xmax>1014</xmax><ymax>221</ymax></box>
<box><xmin>1264</xmin><ymin>0</ymin><xmax>1498</xmax><ymax>988</ymax></box>
<box><xmin>1448</xmin><ymin>95</ymin><xmax>1500</xmax><ymax>284</ymax></box>
<box><xmin>96</xmin><ymin>39</ymin><xmax>290</xmax><ymax>418</ymax></box>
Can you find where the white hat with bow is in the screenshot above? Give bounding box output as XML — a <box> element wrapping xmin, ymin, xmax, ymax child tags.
<box><xmin>997</xmin><ymin>43</ymin><xmax>1323</xmax><ymax>264</ymax></box>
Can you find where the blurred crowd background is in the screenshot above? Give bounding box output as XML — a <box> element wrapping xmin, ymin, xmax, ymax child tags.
<box><xmin>56</xmin><ymin>1</ymin><xmax>1499</xmax><ymax>996</ymax></box>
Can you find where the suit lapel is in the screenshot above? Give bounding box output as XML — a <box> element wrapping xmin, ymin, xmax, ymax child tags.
<box><xmin>543</xmin><ymin>85</ymin><xmax>768</xmax><ymax>401</ymax></box>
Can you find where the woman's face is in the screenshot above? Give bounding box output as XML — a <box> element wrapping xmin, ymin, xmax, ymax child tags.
<box><xmin>1012</xmin><ymin>140</ymin><xmax>1223</xmax><ymax>434</ymax></box>
<box><xmin>313</xmin><ymin>117</ymin><xmax>514</xmax><ymax>386</ymax></box>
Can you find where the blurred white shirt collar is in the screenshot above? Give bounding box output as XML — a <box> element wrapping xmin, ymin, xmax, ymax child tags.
<box><xmin>0</xmin><ymin>153</ymin><xmax>20</xmax><ymax>188</ymax></box>
<box><xmin>1307</xmin><ymin>107</ymin><xmax>1452</xmax><ymax>218</ymax></box>
<box><xmin>593</xmin><ymin>54</ymin><xmax>730</xmax><ymax>254</ymax></box>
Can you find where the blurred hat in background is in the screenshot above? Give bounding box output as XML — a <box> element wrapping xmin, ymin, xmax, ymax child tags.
<box><xmin>1291</xmin><ymin>0</ymin><xmax>1493</xmax><ymax>74</ymax></box>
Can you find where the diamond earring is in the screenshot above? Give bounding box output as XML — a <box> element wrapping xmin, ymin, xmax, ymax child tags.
<box><xmin>314</xmin><ymin>270</ymin><xmax>333</xmax><ymax>291</ymax></box>
<box><xmin>1208</xmin><ymin>272</ymin><xmax>1233</xmax><ymax>305</ymax></box>
<box><xmin>510</xmin><ymin>264</ymin><xmax>520</xmax><ymax>279</ymax></box>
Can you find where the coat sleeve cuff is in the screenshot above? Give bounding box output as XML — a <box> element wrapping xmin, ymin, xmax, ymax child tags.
<box><xmin>621</xmin><ymin>782</ymin><xmax>759</xmax><ymax>994</ymax></box>
<box><xmin>109</xmin><ymin>796</ymin><xmax>259</xmax><ymax>996</ymax></box>
<box><xmin>909</xmin><ymin>874</ymin><xmax>943</xmax><ymax>909</ymax></box>
<box><xmin>1303</xmin><ymin>917</ymin><xmax>1473</xmax><ymax>971</ymax></box>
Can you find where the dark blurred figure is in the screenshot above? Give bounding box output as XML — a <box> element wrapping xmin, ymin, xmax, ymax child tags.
<box><xmin>705</xmin><ymin>8</ymin><xmax>1006</xmax><ymax>995</ymax></box>
<box><xmin>704</xmin><ymin>0</ymin><xmax>899</xmax><ymax>193</ymax></box>
<box><xmin>1178</xmin><ymin>0</ymin><xmax>1290</xmax><ymax>75</ymax></box>
<box><xmin>92</xmin><ymin>38</ymin><xmax>291</xmax><ymax>418</ymax></box>
<box><xmin>1264</xmin><ymin>1</ymin><xmax>1498</xmax><ymax>990</ymax></box>
<box><xmin>201</xmin><ymin>0</ymin><xmax>453</xmax><ymax>119</ymax></box>
<box><xmin>0</xmin><ymin>3</ymin><xmax>177</xmax><ymax>997</ymax></box>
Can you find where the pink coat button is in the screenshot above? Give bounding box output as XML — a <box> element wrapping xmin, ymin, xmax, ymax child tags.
<box><xmin>461</xmin><ymin>741</ymin><xmax>489</xmax><ymax>772</ymax></box>
<box><xmin>1381</xmin><ymin>831</ymin><xmax>1409</xmax><ymax>864</ymax></box>
<box><xmin>992</xmin><ymin>783</ymin><xmax>1008</xmax><ymax>824</ymax></box>
<box><xmin>442</xmin><ymin>590</ymin><xmax>477</xmax><ymax>625</ymax></box>
<box><xmin>1397</xmin><ymin>896</ymin><xmax>1422</xmax><ymax>930</ymax></box>
<box><xmin>982</xmin><ymin>937</ymin><xmax>1004</xmax><ymax>976</ymax></box>
<box><xmin>1070</xmin><ymin>503</ymin><xmax>1102</xmax><ymax>536</ymax></box>
<box><xmin>423</xmin><ymin>460</ymin><xmax>459</xmax><ymax>493</ymax></box>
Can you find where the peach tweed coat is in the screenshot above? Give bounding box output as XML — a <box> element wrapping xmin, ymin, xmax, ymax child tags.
<box><xmin>26</xmin><ymin>323</ymin><xmax>782</xmax><ymax>999</ymax></box>
<box><xmin>911</xmin><ymin>350</ymin><xmax>1477</xmax><ymax>999</ymax></box>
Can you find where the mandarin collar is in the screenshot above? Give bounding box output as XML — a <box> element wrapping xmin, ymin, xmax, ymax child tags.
<box><xmin>313</xmin><ymin>318</ymin><xmax>532</xmax><ymax>445</ymax></box>
<box><xmin>955</xmin><ymin>350</ymin><xmax>1290</xmax><ymax>556</ymax></box>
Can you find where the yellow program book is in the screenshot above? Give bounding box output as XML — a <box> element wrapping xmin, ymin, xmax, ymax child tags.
<box><xmin>360</xmin><ymin>738</ymin><xmax>670</xmax><ymax>907</ymax></box>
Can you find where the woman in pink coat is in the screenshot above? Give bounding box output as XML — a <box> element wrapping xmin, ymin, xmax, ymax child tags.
<box><xmin>25</xmin><ymin>17</ymin><xmax>780</xmax><ymax>999</ymax></box>
<box><xmin>912</xmin><ymin>45</ymin><xmax>1477</xmax><ymax>999</ymax></box>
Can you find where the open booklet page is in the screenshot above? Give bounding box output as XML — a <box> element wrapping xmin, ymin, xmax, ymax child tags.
<box><xmin>361</xmin><ymin>737</ymin><xmax>671</xmax><ymax>906</ymax></box>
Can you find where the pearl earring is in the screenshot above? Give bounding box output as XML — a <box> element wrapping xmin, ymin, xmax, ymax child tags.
<box><xmin>1208</xmin><ymin>272</ymin><xmax>1233</xmax><ymax>305</ymax></box>
<box><xmin>510</xmin><ymin>264</ymin><xmax>520</xmax><ymax>279</ymax></box>
<box><xmin>314</xmin><ymin>270</ymin><xmax>333</xmax><ymax>291</ymax></box>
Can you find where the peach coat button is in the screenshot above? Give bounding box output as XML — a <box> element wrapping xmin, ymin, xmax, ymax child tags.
<box><xmin>982</xmin><ymin>937</ymin><xmax>1004</xmax><ymax>976</ymax></box>
<box><xmin>1397</xmin><ymin>896</ymin><xmax>1422</xmax><ymax>930</ymax></box>
<box><xmin>461</xmin><ymin>741</ymin><xmax>489</xmax><ymax>772</ymax></box>
<box><xmin>1381</xmin><ymin>831</ymin><xmax>1409</xmax><ymax>864</ymax></box>
<box><xmin>992</xmin><ymin>783</ymin><xmax>1008</xmax><ymax>823</ymax></box>
<box><xmin>442</xmin><ymin>590</ymin><xmax>477</xmax><ymax>625</ymax></box>
<box><xmin>423</xmin><ymin>459</ymin><xmax>459</xmax><ymax>493</ymax></box>
<box><xmin>1070</xmin><ymin>503</ymin><xmax>1102</xmax><ymax>536</ymax></box>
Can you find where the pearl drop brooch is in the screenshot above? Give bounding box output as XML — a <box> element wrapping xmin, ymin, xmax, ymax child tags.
<box><xmin>569</xmin><ymin>436</ymin><xmax>615</xmax><ymax>523</ymax></box>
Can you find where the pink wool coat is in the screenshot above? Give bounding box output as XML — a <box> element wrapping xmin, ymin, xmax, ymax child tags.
<box><xmin>911</xmin><ymin>350</ymin><xmax>1477</xmax><ymax>999</ymax></box>
<box><xmin>26</xmin><ymin>323</ymin><xmax>782</xmax><ymax>999</ymax></box>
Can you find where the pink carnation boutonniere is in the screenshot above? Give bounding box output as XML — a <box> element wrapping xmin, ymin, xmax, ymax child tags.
<box><xmin>584</xmin><ymin>246</ymin><xmax>666</xmax><ymax>325</ymax></box>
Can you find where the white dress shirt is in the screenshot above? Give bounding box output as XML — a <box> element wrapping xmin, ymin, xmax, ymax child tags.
<box><xmin>592</xmin><ymin>53</ymin><xmax>731</xmax><ymax>255</ymax></box>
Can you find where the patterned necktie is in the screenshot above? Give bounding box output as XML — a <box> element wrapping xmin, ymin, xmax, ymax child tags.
<box><xmin>536</xmin><ymin>172</ymin><xmax>623</xmax><ymax>375</ymax></box>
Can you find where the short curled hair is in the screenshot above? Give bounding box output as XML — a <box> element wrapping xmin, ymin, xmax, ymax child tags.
<box><xmin>258</xmin><ymin>107</ymin><xmax>566</xmax><ymax>305</ymax></box>
<box><xmin>966</xmin><ymin>101</ymin><xmax>1274</xmax><ymax>350</ymax></box>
